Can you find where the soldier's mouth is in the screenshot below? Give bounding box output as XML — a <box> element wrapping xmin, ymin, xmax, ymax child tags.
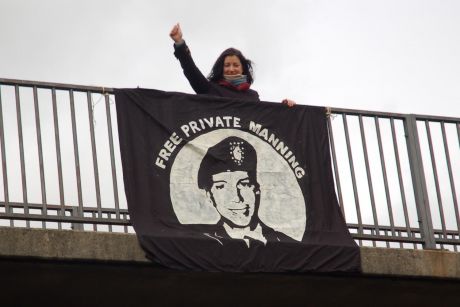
<box><xmin>230</xmin><ymin>205</ymin><xmax>250</xmax><ymax>216</ymax></box>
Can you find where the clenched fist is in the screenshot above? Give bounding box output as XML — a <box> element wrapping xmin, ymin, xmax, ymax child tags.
<box><xmin>169</xmin><ymin>23</ymin><xmax>184</xmax><ymax>44</ymax></box>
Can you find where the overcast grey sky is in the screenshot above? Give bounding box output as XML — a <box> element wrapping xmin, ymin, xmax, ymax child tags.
<box><xmin>1</xmin><ymin>0</ymin><xmax>459</xmax><ymax>116</ymax></box>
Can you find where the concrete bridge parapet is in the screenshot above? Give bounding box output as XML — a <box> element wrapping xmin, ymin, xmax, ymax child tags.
<box><xmin>1</xmin><ymin>227</ymin><xmax>459</xmax><ymax>279</ymax></box>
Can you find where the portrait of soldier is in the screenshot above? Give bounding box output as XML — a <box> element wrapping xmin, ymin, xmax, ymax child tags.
<box><xmin>197</xmin><ymin>136</ymin><xmax>294</xmax><ymax>248</ymax></box>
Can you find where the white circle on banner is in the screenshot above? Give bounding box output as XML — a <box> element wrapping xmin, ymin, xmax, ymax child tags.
<box><xmin>169</xmin><ymin>129</ymin><xmax>306</xmax><ymax>241</ymax></box>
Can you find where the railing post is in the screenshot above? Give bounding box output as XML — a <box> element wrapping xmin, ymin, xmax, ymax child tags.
<box><xmin>72</xmin><ymin>207</ymin><xmax>84</xmax><ymax>231</ymax></box>
<box><xmin>404</xmin><ymin>115</ymin><xmax>436</xmax><ymax>249</ymax></box>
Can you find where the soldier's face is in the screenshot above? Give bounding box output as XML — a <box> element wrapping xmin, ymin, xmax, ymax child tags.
<box><xmin>208</xmin><ymin>171</ymin><xmax>258</xmax><ymax>227</ymax></box>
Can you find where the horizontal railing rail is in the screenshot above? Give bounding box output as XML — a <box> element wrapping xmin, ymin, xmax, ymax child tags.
<box><xmin>0</xmin><ymin>78</ymin><xmax>459</xmax><ymax>251</ymax></box>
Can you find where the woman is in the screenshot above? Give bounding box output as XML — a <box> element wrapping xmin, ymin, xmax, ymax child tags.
<box><xmin>169</xmin><ymin>23</ymin><xmax>295</xmax><ymax>107</ymax></box>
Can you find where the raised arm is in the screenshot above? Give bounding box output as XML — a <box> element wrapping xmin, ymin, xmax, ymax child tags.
<box><xmin>169</xmin><ymin>23</ymin><xmax>211</xmax><ymax>94</ymax></box>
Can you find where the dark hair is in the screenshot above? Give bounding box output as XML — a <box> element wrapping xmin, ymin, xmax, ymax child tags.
<box><xmin>208</xmin><ymin>48</ymin><xmax>254</xmax><ymax>84</ymax></box>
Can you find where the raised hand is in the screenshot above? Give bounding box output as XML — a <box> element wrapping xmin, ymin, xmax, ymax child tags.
<box><xmin>169</xmin><ymin>23</ymin><xmax>184</xmax><ymax>44</ymax></box>
<box><xmin>282</xmin><ymin>99</ymin><xmax>296</xmax><ymax>108</ymax></box>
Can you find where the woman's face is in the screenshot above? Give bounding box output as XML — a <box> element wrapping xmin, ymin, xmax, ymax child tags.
<box><xmin>223</xmin><ymin>55</ymin><xmax>243</xmax><ymax>76</ymax></box>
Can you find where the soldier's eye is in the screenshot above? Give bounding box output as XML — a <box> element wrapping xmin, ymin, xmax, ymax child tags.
<box><xmin>238</xmin><ymin>180</ymin><xmax>253</xmax><ymax>188</ymax></box>
<box><xmin>215</xmin><ymin>184</ymin><xmax>225</xmax><ymax>190</ymax></box>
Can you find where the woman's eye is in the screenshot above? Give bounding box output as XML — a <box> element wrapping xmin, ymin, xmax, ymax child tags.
<box><xmin>215</xmin><ymin>184</ymin><xmax>225</xmax><ymax>190</ymax></box>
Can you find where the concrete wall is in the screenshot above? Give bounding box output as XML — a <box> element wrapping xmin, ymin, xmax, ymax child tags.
<box><xmin>1</xmin><ymin>227</ymin><xmax>459</xmax><ymax>279</ymax></box>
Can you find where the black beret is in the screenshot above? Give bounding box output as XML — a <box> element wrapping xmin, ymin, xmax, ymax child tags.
<box><xmin>197</xmin><ymin>136</ymin><xmax>257</xmax><ymax>190</ymax></box>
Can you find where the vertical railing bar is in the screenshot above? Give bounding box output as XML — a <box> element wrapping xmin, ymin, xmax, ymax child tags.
<box><xmin>456</xmin><ymin>122</ymin><xmax>460</xmax><ymax>247</ymax></box>
<box><xmin>15</xmin><ymin>85</ymin><xmax>30</xmax><ymax>228</ymax></box>
<box><xmin>457</xmin><ymin>123</ymin><xmax>460</xmax><ymax>149</ymax></box>
<box><xmin>52</xmin><ymin>88</ymin><xmax>65</xmax><ymax>230</ymax></box>
<box><xmin>87</xmin><ymin>91</ymin><xmax>102</xmax><ymax>221</ymax></box>
<box><xmin>390</xmin><ymin>118</ymin><xmax>411</xmax><ymax>247</ymax></box>
<box><xmin>375</xmin><ymin>117</ymin><xmax>395</xmax><ymax>247</ymax></box>
<box><xmin>108</xmin><ymin>212</ymin><xmax>113</xmax><ymax>232</ymax></box>
<box><xmin>33</xmin><ymin>86</ymin><xmax>47</xmax><ymax>228</ymax></box>
<box><xmin>105</xmin><ymin>94</ymin><xmax>120</xmax><ymax>223</ymax></box>
<box><xmin>327</xmin><ymin>113</ymin><xmax>345</xmax><ymax>215</ymax></box>
<box><xmin>0</xmin><ymin>85</ymin><xmax>12</xmax><ymax>226</ymax></box>
<box><xmin>440</xmin><ymin>122</ymin><xmax>460</xmax><ymax>236</ymax></box>
<box><xmin>425</xmin><ymin>121</ymin><xmax>447</xmax><ymax>246</ymax></box>
<box><xmin>358</xmin><ymin>114</ymin><xmax>379</xmax><ymax>247</ymax></box>
<box><xmin>371</xmin><ymin>229</ymin><xmax>377</xmax><ymax>248</ymax></box>
<box><xmin>404</xmin><ymin>115</ymin><xmax>436</xmax><ymax>249</ymax></box>
<box><xmin>92</xmin><ymin>211</ymin><xmax>97</xmax><ymax>231</ymax></box>
<box><xmin>69</xmin><ymin>90</ymin><xmax>84</xmax><ymax>231</ymax></box>
<box><xmin>342</xmin><ymin>114</ymin><xmax>363</xmax><ymax>242</ymax></box>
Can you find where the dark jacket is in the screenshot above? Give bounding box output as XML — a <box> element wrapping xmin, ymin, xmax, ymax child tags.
<box><xmin>174</xmin><ymin>42</ymin><xmax>260</xmax><ymax>101</ymax></box>
<box><xmin>199</xmin><ymin>219</ymin><xmax>296</xmax><ymax>248</ymax></box>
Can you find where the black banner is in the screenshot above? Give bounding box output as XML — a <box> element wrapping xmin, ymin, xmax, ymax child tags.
<box><xmin>115</xmin><ymin>88</ymin><xmax>361</xmax><ymax>272</ymax></box>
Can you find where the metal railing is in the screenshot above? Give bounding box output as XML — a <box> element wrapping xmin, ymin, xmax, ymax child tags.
<box><xmin>0</xmin><ymin>78</ymin><xmax>459</xmax><ymax>251</ymax></box>
<box><xmin>328</xmin><ymin>108</ymin><xmax>459</xmax><ymax>250</ymax></box>
<box><xmin>0</xmin><ymin>78</ymin><xmax>129</xmax><ymax>233</ymax></box>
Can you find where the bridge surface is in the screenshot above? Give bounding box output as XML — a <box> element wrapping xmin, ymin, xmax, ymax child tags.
<box><xmin>1</xmin><ymin>227</ymin><xmax>460</xmax><ymax>306</ymax></box>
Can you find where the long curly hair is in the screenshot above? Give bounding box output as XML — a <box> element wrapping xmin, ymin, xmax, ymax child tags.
<box><xmin>208</xmin><ymin>48</ymin><xmax>254</xmax><ymax>84</ymax></box>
